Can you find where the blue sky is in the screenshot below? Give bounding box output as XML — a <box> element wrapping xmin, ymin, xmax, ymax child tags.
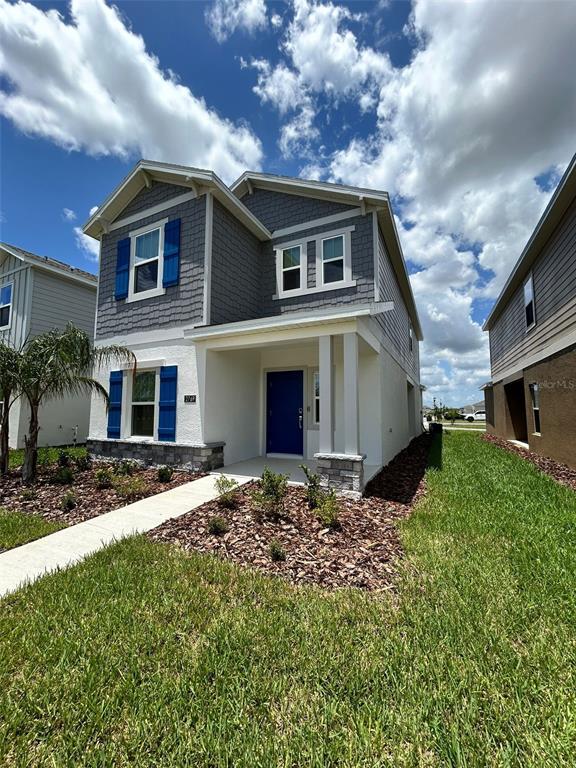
<box><xmin>1</xmin><ymin>0</ymin><xmax>574</xmax><ymax>405</ymax></box>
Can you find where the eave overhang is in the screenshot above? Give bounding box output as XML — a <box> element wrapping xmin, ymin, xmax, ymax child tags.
<box><xmin>83</xmin><ymin>160</ymin><xmax>272</xmax><ymax>241</ymax></box>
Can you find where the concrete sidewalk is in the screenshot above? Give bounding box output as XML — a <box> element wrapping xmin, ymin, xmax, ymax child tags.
<box><xmin>0</xmin><ymin>473</ymin><xmax>249</xmax><ymax>599</ymax></box>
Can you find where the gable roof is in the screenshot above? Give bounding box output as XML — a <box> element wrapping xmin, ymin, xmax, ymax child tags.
<box><xmin>231</xmin><ymin>171</ymin><xmax>423</xmax><ymax>340</ymax></box>
<box><xmin>0</xmin><ymin>243</ymin><xmax>97</xmax><ymax>288</ymax></box>
<box><xmin>483</xmin><ymin>153</ymin><xmax>576</xmax><ymax>332</ymax></box>
<box><xmin>83</xmin><ymin>160</ymin><xmax>272</xmax><ymax>241</ymax></box>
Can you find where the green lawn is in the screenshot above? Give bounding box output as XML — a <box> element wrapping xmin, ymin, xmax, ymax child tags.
<box><xmin>8</xmin><ymin>445</ymin><xmax>87</xmax><ymax>469</ymax></box>
<box><xmin>0</xmin><ymin>509</ymin><xmax>64</xmax><ymax>551</ymax></box>
<box><xmin>1</xmin><ymin>432</ymin><xmax>575</xmax><ymax>766</ymax></box>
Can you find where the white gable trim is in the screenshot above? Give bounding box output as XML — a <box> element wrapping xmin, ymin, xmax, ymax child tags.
<box><xmin>108</xmin><ymin>191</ymin><xmax>197</xmax><ymax>233</ymax></box>
<box><xmin>272</xmin><ymin>208</ymin><xmax>363</xmax><ymax>239</ymax></box>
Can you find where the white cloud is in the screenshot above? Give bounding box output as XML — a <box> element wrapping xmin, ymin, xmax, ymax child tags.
<box><xmin>0</xmin><ymin>0</ymin><xmax>263</xmax><ymax>182</ymax></box>
<box><xmin>271</xmin><ymin>13</ymin><xmax>283</xmax><ymax>29</ymax></box>
<box><xmin>206</xmin><ymin>0</ymin><xmax>267</xmax><ymax>43</ymax></box>
<box><xmin>62</xmin><ymin>208</ymin><xmax>77</xmax><ymax>222</ymax></box>
<box><xmin>320</xmin><ymin>0</ymin><xmax>575</xmax><ymax>403</ymax></box>
<box><xmin>249</xmin><ymin>0</ymin><xmax>391</xmax><ymax>157</ymax></box>
<box><xmin>74</xmin><ymin>227</ymin><xmax>99</xmax><ymax>262</ymax></box>
<box><xmin>89</xmin><ymin>205</ymin><xmax>99</xmax><ymax>217</ymax></box>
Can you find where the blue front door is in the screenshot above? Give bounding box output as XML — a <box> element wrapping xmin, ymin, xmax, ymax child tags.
<box><xmin>266</xmin><ymin>370</ymin><xmax>304</xmax><ymax>455</ymax></box>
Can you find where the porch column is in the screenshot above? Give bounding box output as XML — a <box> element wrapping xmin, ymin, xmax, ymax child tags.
<box><xmin>343</xmin><ymin>331</ymin><xmax>359</xmax><ymax>455</ymax></box>
<box><xmin>319</xmin><ymin>335</ymin><xmax>334</xmax><ymax>453</ymax></box>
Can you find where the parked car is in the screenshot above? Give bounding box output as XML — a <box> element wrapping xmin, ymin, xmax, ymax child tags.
<box><xmin>466</xmin><ymin>410</ymin><xmax>486</xmax><ymax>422</ymax></box>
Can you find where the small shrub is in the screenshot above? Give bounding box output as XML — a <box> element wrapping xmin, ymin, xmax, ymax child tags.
<box><xmin>215</xmin><ymin>475</ymin><xmax>238</xmax><ymax>508</ymax></box>
<box><xmin>251</xmin><ymin>467</ymin><xmax>288</xmax><ymax>518</ymax></box>
<box><xmin>299</xmin><ymin>464</ymin><xmax>322</xmax><ymax>509</ymax></box>
<box><xmin>207</xmin><ymin>515</ymin><xmax>230</xmax><ymax>535</ymax></box>
<box><xmin>112</xmin><ymin>475</ymin><xmax>147</xmax><ymax>502</ymax></box>
<box><xmin>95</xmin><ymin>467</ymin><xmax>114</xmax><ymax>489</ymax></box>
<box><xmin>20</xmin><ymin>487</ymin><xmax>37</xmax><ymax>502</ymax></box>
<box><xmin>57</xmin><ymin>449</ymin><xmax>72</xmax><ymax>467</ymax></box>
<box><xmin>157</xmin><ymin>465</ymin><xmax>173</xmax><ymax>483</ymax></box>
<box><xmin>116</xmin><ymin>459</ymin><xmax>137</xmax><ymax>476</ymax></box>
<box><xmin>74</xmin><ymin>454</ymin><xmax>92</xmax><ymax>472</ymax></box>
<box><xmin>269</xmin><ymin>539</ymin><xmax>286</xmax><ymax>562</ymax></box>
<box><xmin>53</xmin><ymin>466</ymin><xmax>74</xmax><ymax>485</ymax></box>
<box><xmin>316</xmin><ymin>490</ymin><xmax>341</xmax><ymax>530</ymax></box>
<box><xmin>61</xmin><ymin>491</ymin><xmax>77</xmax><ymax>511</ymax></box>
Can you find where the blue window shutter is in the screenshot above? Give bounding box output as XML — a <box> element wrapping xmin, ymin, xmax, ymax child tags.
<box><xmin>107</xmin><ymin>371</ymin><xmax>123</xmax><ymax>439</ymax></box>
<box><xmin>158</xmin><ymin>366</ymin><xmax>178</xmax><ymax>442</ymax></box>
<box><xmin>162</xmin><ymin>219</ymin><xmax>181</xmax><ymax>288</ymax></box>
<box><xmin>115</xmin><ymin>238</ymin><xmax>130</xmax><ymax>300</ymax></box>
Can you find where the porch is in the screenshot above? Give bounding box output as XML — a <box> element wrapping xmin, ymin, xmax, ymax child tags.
<box><xmin>212</xmin><ymin>456</ymin><xmax>381</xmax><ymax>486</ymax></box>
<box><xmin>188</xmin><ymin>308</ymin><xmax>385</xmax><ymax>495</ymax></box>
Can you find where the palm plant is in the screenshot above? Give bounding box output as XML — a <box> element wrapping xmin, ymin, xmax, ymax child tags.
<box><xmin>19</xmin><ymin>324</ymin><xmax>134</xmax><ymax>484</ymax></box>
<box><xmin>0</xmin><ymin>342</ymin><xmax>23</xmax><ymax>475</ymax></box>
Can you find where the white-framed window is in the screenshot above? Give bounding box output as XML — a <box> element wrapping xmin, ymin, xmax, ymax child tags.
<box><xmin>131</xmin><ymin>370</ymin><xmax>157</xmax><ymax>437</ymax></box>
<box><xmin>0</xmin><ymin>283</ymin><xmax>13</xmax><ymax>330</ymax></box>
<box><xmin>529</xmin><ymin>382</ymin><xmax>541</xmax><ymax>434</ymax></box>
<box><xmin>317</xmin><ymin>228</ymin><xmax>353</xmax><ymax>289</ymax></box>
<box><xmin>409</xmin><ymin>325</ymin><xmax>414</xmax><ymax>353</ymax></box>
<box><xmin>312</xmin><ymin>370</ymin><xmax>320</xmax><ymax>425</ymax></box>
<box><xmin>524</xmin><ymin>273</ymin><xmax>536</xmax><ymax>331</ymax></box>
<box><xmin>127</xmin><ymin>218</ymin><xmax>167</xmax><ymax>302</ymax></box>
<box><xmin>275</xmin><ymin>240</ymin><xmax>307</xmax><ymax>297</ymax></box>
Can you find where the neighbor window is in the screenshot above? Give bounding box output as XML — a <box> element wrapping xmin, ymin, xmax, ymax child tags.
<box><xmin>131</xmin><ymin>370</ymin><xmax>156</xmax><ymax>437</ymax></box>
<box><xmin>0</xmin><ymin>283</ymin><xmax>12</xmax><ymax>329</ymax></box>
<box><xmin>529</xmin><ymin>383</ymin><xmax>541</xmax><ymax>434</ymax></box>
<box><xmin>409</xmin><ymin>326</ymin><xmax>414</xmax><ymax>353</ymax></box>
<box><xmin>524</xmin><ymin>274</ymin><xmax>536</xmax><ymax>330</ymax></box>
<box><xmin>281</xmin><ymin>245</ymin><xmax>302</xmax><ymax>292</ymax></box>
<box><xmin>313</xmin><ymin>371</ymin><xmax>320</xmax><ymax>424</ymax></box>
<box><xmin>321</xmin><ymin>235</ymin><xmax>345</xmax><ymax>284</ymax></box>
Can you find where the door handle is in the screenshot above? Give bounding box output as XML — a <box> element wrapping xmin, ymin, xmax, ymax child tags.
<box><xmin>298</xmin><ymin>414</ymin><xmax>303</xmax><ymax>429</ymax></box>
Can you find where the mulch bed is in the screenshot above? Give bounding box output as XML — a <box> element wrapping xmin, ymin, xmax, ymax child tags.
<box><xmin>149</xmin><ymin>434</ymin><xmax>432</xmax><ymax>592</ymax></box>
<box><xmin>483</xmin><ymin>433</ymin><xmax>576</xmax><ymax>493</ymax></box>
<box><xmin>0</xmin><ymin>463</ymin><xmax>199</xmax><ymax>527</ymax></box>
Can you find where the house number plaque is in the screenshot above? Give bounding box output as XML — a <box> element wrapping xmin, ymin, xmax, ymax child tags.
<box><xmin>184</xmin><ymin>395</ymin><xmax>197</xmax><ymax>403</ymax></box>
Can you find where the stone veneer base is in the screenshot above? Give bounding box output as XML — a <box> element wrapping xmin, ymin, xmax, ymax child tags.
<box><xmin>314</xmin><ymin>452</ymin><xmax>367</xmax><ymax>498</ymax></box>
<box><xmin>87</xmin><ymin>439</ymin><xmax>225</xmax><ymax>472</ymax></box>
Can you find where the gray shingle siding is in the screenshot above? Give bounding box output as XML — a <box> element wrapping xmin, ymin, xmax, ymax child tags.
<box><xmin>490</xmin><ymin>196</ymin><xmax>576</xmax><ymax>366</ymax></box>
<box><xmin>210</xmin><ymin>198</ymin><xmax>261</xmax><ymax>324</ymax></box>
<box><xmin>120</xmin><ymin>181</ymin><xmax>189</xmax><ymax>219</ymax></box>
<box><xmin>96</xmin><ymin>192</ymin><xmax>205</xmax><ymax>339</ymax></box>
<box><xmin>375</xmin><ymin>225</ymin><xmax>418</xmax><ymax>378</ymax></box>
<box><xmin>259</xmin><ymin>213</ymin><xmax>375</xmax><ymax>317</ymax></box>
<box><xmin>239</xmin><ymin>188</ymin><xmax>357</xmax><ymax>232</ymax></box>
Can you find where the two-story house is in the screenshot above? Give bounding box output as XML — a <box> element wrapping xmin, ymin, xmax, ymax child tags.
<box><xmin>83</xmin><ymin>160</ymin><xmax>423</xmax><ymax>494</ymax></box>
<box><xmin>0</xmin><ymin>243</ymin><xmax>98</xmax><ymax>448</ymax></box>
<box><xmin>483</xmin><ymin>153</ymin><xmax>576</xmax><ymax>468</ymax></box>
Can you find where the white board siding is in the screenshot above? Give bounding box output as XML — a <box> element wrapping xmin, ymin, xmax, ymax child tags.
<box><xmin>0</xmin><ymin>254</ymin><xmax>31</xmax><ymax>349</ymax></box>
<box><xmin>29</xmin><ymin>269</ymin><xmax>97</xmax><ymax>338</ymax></box>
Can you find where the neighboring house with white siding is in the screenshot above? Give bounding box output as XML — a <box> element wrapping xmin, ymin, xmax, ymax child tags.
<box><xmin>0</xmin><ymin>243</ymin><xmax>97</xmax><ymax>448</ymax></box>
<box><xmin>83</xmin><ymin>160</ymin><xmax>423</xmax><ymax>495</ymax></box>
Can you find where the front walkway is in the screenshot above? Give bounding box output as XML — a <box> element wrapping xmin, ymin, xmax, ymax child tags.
<box><xmin>0</xmin><ymin>474</ymin><xmax>249</xmax><ymax>599</ymax></box>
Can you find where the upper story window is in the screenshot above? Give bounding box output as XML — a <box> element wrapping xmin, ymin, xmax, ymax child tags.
<box><xmin>0</xmin><ymin>283</ymin><xmax>13</xmax><ymax>330</ymax></box>
<box><xmin>523</xmin><ymin>273</ymin><xmax>536</xmax><ymax>330</ymax></box>
<box><xmin>409</xmin><ymin>326</ymin><xmax>414</xmax><ymax>353</ymax></box>
<box><xmin>274</xmin><ymin>225</ymin><xmax>355</xmax><ymax>300</ymax></box>
<box><xmin>127</xmin><ymin>218</ymin><xmax>168</xmax><ymax>303</ymax></box>
<box><xmin>321</xmin><ymin>235</ymin><xmax>344</xmax><ymax>284</ymax></box>
<box><xmin>282</xmin><ymin>245</ymin><xmax>303</xmax><ymax>292</ymax></box>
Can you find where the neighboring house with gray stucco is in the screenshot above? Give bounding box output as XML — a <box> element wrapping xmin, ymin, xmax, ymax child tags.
<box><xmin>0</xmin><ymin>243</ymin><xmax>97</xmax><ymax>448</ymax></box>
<box><xmin>83</xmin><ymin>160</ymin><xmax>423</xmax><ymax>494</ymax></box>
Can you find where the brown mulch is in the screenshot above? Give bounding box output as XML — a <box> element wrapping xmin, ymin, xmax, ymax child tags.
<box><xmin>0</xmin><ymin>463</ymin><xmax>200</xmax><ymax>527</ymax></box>
<box><xmin>148</xmin><ymin>434</ymin><xmax>432</xmax><ymax>592</ymax></box>
<box><xmin>482</xmin><ymin>433</ymin><xmax>576</xmax><ymax>493</ymax></box>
